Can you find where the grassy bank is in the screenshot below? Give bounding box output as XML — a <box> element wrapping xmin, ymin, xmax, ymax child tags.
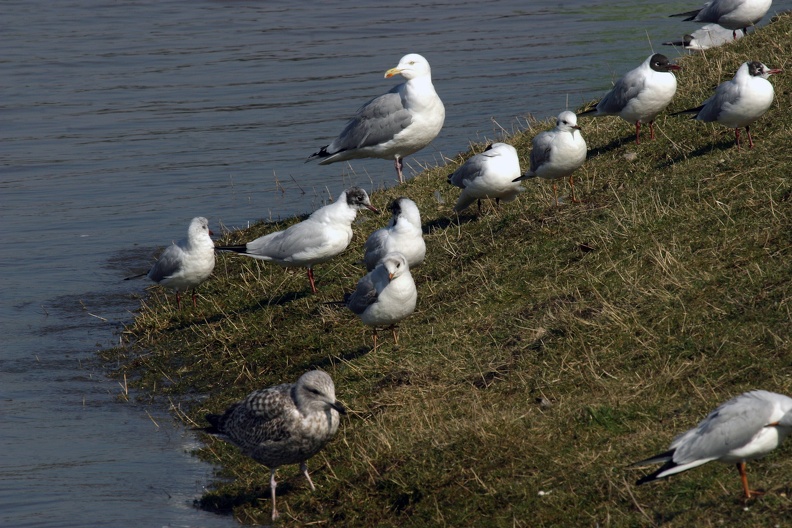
<box><xmin>106</xmin><ymin>14</ymin><xmax>792</xmax><ymax>526</ymax></box>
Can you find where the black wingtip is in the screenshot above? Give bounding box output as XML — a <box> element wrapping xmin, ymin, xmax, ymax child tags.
<box><xmin>215</xmin><ymin>245</ymin><xmax>247</xmax><ymax>253</ymax></box>
<box><xmin>123</xmin><ymin>272</ymin><xmax>148</xmax><ymax>281</ymax></box>
<box><xmin>306</xmin><ymin>145</ymin><xmax>331</xmax><ymax>163</ymax></box>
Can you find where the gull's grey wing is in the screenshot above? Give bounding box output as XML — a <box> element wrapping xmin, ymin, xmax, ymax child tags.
<box><xmin>596</xmin><ymin>67</ymin><xmax>647</xmax><ymax>114</ymax></box>
<box><xmin>529</xmin><ymin>131</ymin><xmax>555</xmax><ymax>172</ymax></box>
<box><xmin>244</xmin><ymin>220</ymin><xmax>326</xmax><ymax>262</ymax></box>
<box><xmin>694</xmin><ymin>80</ymin><xmax>739</xmax><ymax>122</ymax></box>
<box><xmin>329</xmin><ymin>87</ymin><xmax>413</xmax><ymax>152</ymax></box>
<box><xmin>347</xmin><ymin>271</ymin><xmax>382</xmax><ymax>315</ymax></box>
<box><xmin>698</xmin><ymin>0</ymin><xmax>744</xmax><ymax>21</ymax></box>
<box><xmin>448</xmin><ymin>153</ymin><xmax>487</xmax><ymax>188</ymax></box>
<box><xmin>671</xmin><ymin>392</ymin><xmax>776</xmax><ymax>464</ymax></box>
<box><xmin>364</xmin><ymin>228</ymin><xmax>389</xmax><ymax>271</ymax></box>
<box><xmin>147</xmin><ymin>243</ymin><xmax>184</xmax><ymax>283</ymax></box>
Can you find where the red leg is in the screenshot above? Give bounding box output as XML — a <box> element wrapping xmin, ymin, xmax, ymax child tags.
<box><xmin>175</xmin><ymin>291</ymin><xmax>182</xmax><ymax>310</ymax></box>
<box><xmin>552</xmin><ymin>183</ymin><xmax>559</xmax><ymax>207</ymax></box>
<box><xmin>569</xmin><ymin>175</ymin><xmax>580</xmax><ymax>203</ymax></box>
<box><xmin>395</xmin><ymin>157</ymin><xmax>404</xmax><ymax>184</ymax></box>
<box><xmin>649</xmin><ymin>121</ymin><xmax>655</xmax><ymax>141</ymax></box>
<box><xmin>635</xmin><ymin>122</ymin><xmax>641</xmax><ymax>144</ymax></box>
<box><xmin>746</xmin><ymin>126</ymin><xmax>754</xmax><ymax>149</ymax></box>
<box><xmin>192</xmin><ymin>289</ymin><xmax>198</xmax><ymax>307</ymax></box>
<box><xmin>735</xmin><ymin>128</ymin><xmax>741</xmax><ymax>150</ymax></box>
<box><xmin>307</xmin><ymin>268</ymin><xmax>317</xmax><ymax>293</ymax></box>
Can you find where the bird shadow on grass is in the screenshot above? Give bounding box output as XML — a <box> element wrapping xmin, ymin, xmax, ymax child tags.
<box><xmin>585</xmin><ymin>135</ymin><xmax>635</xmax><ymax>160</ymax></box>
<box><xmin>305</xmin><ymin>346</ymin><xmax>372</xmax><ymax>371</ymax></box>
<box><xmin>657</xmin><ymin>139</ymin><xmax>736</xmax><ymax>169</ymax></box>
<box><xmin>423</xmin><ymin>214</ymin><xmax>476</xmax><ymax>234</ymax></box>
<box><xmin>195</xmin><ymin>482</ymin><xmax>299</xmax><ymax>516</ymax></box>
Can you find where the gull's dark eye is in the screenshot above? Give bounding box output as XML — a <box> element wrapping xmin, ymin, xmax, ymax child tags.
<box><xmin>306</xmin><ymin>387</ymin><xmax>321</xmax><ymax>396</ymax></box>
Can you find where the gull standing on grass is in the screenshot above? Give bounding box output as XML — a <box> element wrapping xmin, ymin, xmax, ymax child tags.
<box><xmin>307</xmin><ymin>53</ymin><xmax>445</xmax><ymax>184</ymax></box>
<box><xmin>447</xmin><ymin>142</ymin><xmax>523</xmax><ymax>214</ymax></box>
<box><xmin>215</xmin><ymin>188</ymin><xmax>379</xmax><ymax>293</ymax></box>
<box><xmin>363</xmin><ymin>197</ymin><xmax>425</xmax><ymax>271</ymax></box>
<box><xmin>663</xmin><ymin>24</ymin><xmax>744</xmax><ymax>51</ymax></box>
<box><xmin>633</xmin><ymin>390</ymin><xmax>792</xmax><ymax>498</ymax></box>
<box><xmin>578</xmin><ymin>54</ymin><xmax>681</xmax><ymax>144</ymax></box>
<box><xmin>670</xmin><ymin>0</ymin><xmax>772</xmax><ymax>39</ymax></box>
<box><xmin>127</xmin><ymin>216</ymin><xmax>215</xmax><ymax>309</ymax></box>
<box><xmin>672</xmin><ymin>61</ymin><xmax>782</xmax><ymax>149</ymax></box>
<box><xmin>513</xmin><ymin>111</ymin><xmax>586</xmax><ymax>206</ymax></box>
<box><xmin>347</xmin><ymin>252</ymin><xmax>416</xmax><ymax>351</ymax></box>
<box><xmin>197</xmin><ymin>370</ymin><xmax>346</xmax><ymax>521</ymax></box>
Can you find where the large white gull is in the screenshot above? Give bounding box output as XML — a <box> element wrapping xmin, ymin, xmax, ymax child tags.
<box><xmin>308</xmin><ymin>53</ymin><xmax>445</xmax><ymax>184</ymax></box>
<box><xmin>633</xmin><ymin>390</ymin><xmax>792</xmax><ymax>498</ymax></box>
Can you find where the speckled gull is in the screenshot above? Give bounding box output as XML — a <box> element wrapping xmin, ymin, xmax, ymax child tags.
<box><xmin>513</xmin><ymin>111</ymin><xmax>587</xmax><ymax>206</ymax></box>
<box><xmin>447</xmin><ymin>142</ymin><xmax>523</xmax><ymax>214</ymax></box>
<box><xmin>347</xmin><ymin>252</ymin><xmax>417</xmax><ymax>350</ymax></box>
<box><xmin>633</xmin><ymin>390</ymin><xmax>792</xmax><ymax>498</ymax></box>
<box><xmin>663</xmin><ymin>24</ymin><xmax>744</xmax><ymax>51</ymax></box>
<box><xmin>307</xmin><ymin>53</ymin><xmax>445</xmax><ymax>184</ymax></box>
<box><xmin>670</xmin><ymin>0</ymin><xmax>772</xmax><ymax>39</ymax></box>
<box><xmin>215</xmin><ymin>187</ymin><xmax>379</xmax><ymax>293</ymax></box>
<box><xmin>578</xmin><ymin>54</ymin><xmax>681</xmax><ymax>144</ymax></box>
<box><xmin>127</xmin><ymin>216</ymin><xmax>215</xmax><ymax>309</ymax></box>
<box><xmin>363</xmin><ymin>197</ymin><xmax>425</xmax><ymax>272</ymax></box>
<box><xmin>199</xmin><ymin>370</ymin><xmax>347</xmax><ymax>521</ymax></box>
<box><xmin>672</xmin><ymin>61</ymin><xmax>781</xmax><ymax>149</ymax></box>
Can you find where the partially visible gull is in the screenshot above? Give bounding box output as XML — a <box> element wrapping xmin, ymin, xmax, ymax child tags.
<box><xmin>578</xmin><ymin>54</ymin><xmax>681</xmax><ymax>144</ymax></box>
<box><xmin>127</xmin><ymin>216</ymin><xmax>215</xmax><ymax>309</ymax></box>
<box><xmin>670</xmin><ymin>0</ymin><xmax>772</xmax><ymax>39</ymax></box>
<box><xmin>198</xmin><ymin>370</ymin><xmax>346</xmax><ymax>521</ymax></box>
<box><xmin>513</xmin><ymin>111</ymin><xmax>586</xmax><ymax>206</ymax></box>
<box><xmin>672</xmin><ymin>61</ymin><xmax>782</xmax><ymax>149</ymax></box>
<box><xmin>216</xmin><ymin>187</ymin><xmax>379</xmax><ymax>293</ymax></box>
<box><xmin>347</xmin><ymin>252</ymin><xmax>417</xmax><ymax>350</ymax></box>
<box><xmin>308</xmin><ymin>53</ymin><xmax>445</xmax><ymax>184</ymax></box>
<box><xmin>447</xmin><ymin>142</ymin><xmax>523</xmax><ymax>214</ymax></box>
<box><xmin>633</xmin><ymin>390</ymin><xmax>792</xmax><ymax>498</ymax></box>
<box><xmin>364</xmin><ymin>197</ymin><xmax>425</xmax><ymax>272</ymax></box>
<box><xmin>663</xmin><ymin>24</ymin><xmax>744</xmax><ymax>51</ymax></box>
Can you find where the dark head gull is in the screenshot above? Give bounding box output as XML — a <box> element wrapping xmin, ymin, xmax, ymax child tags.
<box><xmin>670</xmin><ymin>0</ymin><xmax>772</xmax><ymax>39</ymax></box>
<box><xmin>363</xmin><ymin>197</ymin><xmax>425</xmax><ymax>272</ymax></box>
<box><xmin>447</xmin><ymin>142</ymin><xmax>523</xmax><ymax>214</ymax></box>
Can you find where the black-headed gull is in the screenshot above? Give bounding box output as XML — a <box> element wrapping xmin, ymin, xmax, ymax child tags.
<box><xmin>447</xmin><ymin>142</ymin><xmax>523</xmax><ymax>214</ymax></box>
<box><xmin>347</xmin><ymin>252</ymin><xmax>417</xmax><ymax>350</ymax></box>
<box><xmin>197</xmin><ymin>370</ymin><xmax>346</xmax><ymax>521</ymax></box>
<box><xmin>216</xmin><ymin>187</ymin><xmax>379</xmax><ymax>293</ymax></box>
<box><xmin>135</xmin><ymin>216</ymin><xmax>215</xmax><ymax>309</ymax></box>
<box><xmin>633</xmin><ymin>390</ymin><xmax>792</xmax><ymax>498</ymax></box>
<box><xmin>364</xmin><ymin>197</ymin><xmax>425</xmax><ymax>272</ymax></box>
<box><xmin>513</xmin><ymin>111</ymin><xmax>587</xmax><ymax>206</ymax></box>
<box><xmin>578</xmin><ymin>54</ymin><xmax>681</xmax><ymax>144</ymax></box>
<box><xmin>307</xmin><ymin>54</ymin><xmax>445</xmax><ymax>184</ymax></box>
<box><xmin>672</xmin><ymin>61</ymin><xmax>782</xmax><ymax>149</ymax></box>
<box><xmin>663</xmin><ymin>24</ymin><xmax>744</xmax><ymax>51</ymax></box>
<box><xmin>670</xmin><ymin>0</ymin><xmax>772</xmax><ymax>39</ymax></box>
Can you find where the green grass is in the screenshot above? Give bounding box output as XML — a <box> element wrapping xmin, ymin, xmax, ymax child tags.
<box><xmin>104</xmin><ymin>14</ymin><xmax>792</xmax><ymax>526</ymax></box>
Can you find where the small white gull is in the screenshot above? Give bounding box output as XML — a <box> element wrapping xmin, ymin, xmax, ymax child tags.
<box><xmin>447</xmin><ymin>142</ymin><xmax>523</xmax><ymax>214</ymax></box>
<box><xmin>670</xmin><ymin>0</ymin><xmax>772</xmax><ymax>38</ymax></box>
<box><xmin>130</xmin><ymin>216</ymin><xmax>215</xmax><ymax>309</ymax></box>
<box><xmin>216</xmin><ymin>187</ymin><xmax>379</xmax><ymax>293</ymax></box>
<box><xmin>513</xmin><ymin>111</ymin><xmax>586</xmax><ymax>206</ymax></box>
<box><xmin>307</xmin><ymin>53</ymin><xmax>445</xmax><ymax>184</ymax></box>
<box><xmin>347</xmin><ymin>252</ymin><xmax>417</xmax><ymax>350</ymax></box>
<box><xmin>672</xmin><ymin>61</ymin><xmax>782</xmax><ymax>149</ymax></box>
<box><xmin>363</xmin><ymin>197</ymin><xmax>425</xmax><ymax>272</ymax></box>
<box><xmin>198</xmin><ymin>370</ymin><xmax>346</xmax><ymax>521</ymax></box>
<box><xmin>578</xmin><ymin>54</ymin><xmax>681</xmax><ymax>144</ymax></box>
<box><xmin>663</xmin><ymin>24</ymin><xmax>744</xmax><ymax>51</ymax></box>
<box><xmin>633</xmin><ymin>390</ymin><xmax>792</xmax><ymax>498</ymax></box>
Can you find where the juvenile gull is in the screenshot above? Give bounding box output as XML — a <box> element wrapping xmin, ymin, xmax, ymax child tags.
<box><xmin>633</xmin><ymin>390</ymin><xmax>792</xmax><ymax>498</ymax></box>
<box><xmin>216</xmin><ymin>187</ymin><xmax>379</xmax><ymax>293</ymax></box>
<box><xmin>127</xmin><ymin>216</ymin><xmax>215</xmax><ymax>309</ymax></box>
<box><xmin>198</xmin><ymin>370</ymin><xmax>346</xmax><ymax>521</ymax></box>
<box><xmin>578</xmin><ymin>54</ymin><xmax>681</xmax><ymax>144</ymax></box>
<box><xmin>513</xmin><ymin>111</ymin><xmax>586</xmax><ymax>206</ymax></box>
<box><xmin>347</xmin><ymin>252</ymin><xmax>417</xmax><ymax>350</ymax></box>
<box><xmin>663</xmin><ymin>24</ymin><xmax>744</xmax><ymax>51</ymax></box>
<box><xmin>671</xmin><ymin>61</ymin><xmax>782</xmax><ymax>149</ymax></box>
<box><xmin>670</xmin><ymin>0</ymin><xmax>772</xmax><ymax>38</ymax></box>
<box><xmin>363</xmin><ymin>197</ymin><xmax>425</xmax><ymax>272</ymax></box>
<box><xmin>307</xmin><ymin>53</ymin><xmax>445</xmax><ymax>184</ymax></box>
<box><xmin>447</xmin><ymin>142</ymin><xmax>523</xmax><ymax>214</ymax></box>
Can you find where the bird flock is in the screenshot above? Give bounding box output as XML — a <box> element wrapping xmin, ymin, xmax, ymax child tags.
<box><xmin>125</xmin><ymin>0</ymin><xmax>790</xmax><ymax>521</ymax></box>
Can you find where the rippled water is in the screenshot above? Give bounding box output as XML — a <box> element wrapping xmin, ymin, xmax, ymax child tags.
<box><xmin>2</xmin><ymin>0</ymin><xmax>788</xmax><ymax>525</ymax></box>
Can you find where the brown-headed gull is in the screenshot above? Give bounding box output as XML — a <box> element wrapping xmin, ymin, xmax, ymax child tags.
<box><xmin>130</xmin><ymin>216</ymin><xmax>215</xmax><ymax>309</ymax></box>
<box><xmin>197</xmin><ymin>370</ymin><xmax>346</xmax><ymax>521</ymax></box>
<box><xmin>307</xmin><ymin>54</ymin><xmax>445</xmax><ymax>184</ymax></box>
<box><xmin>578</xmin><ymin>54</ymin><xmax>681</xmax><ymax>144</ymax></box>
<box><xmin>347</xmin><ymin>252</ymin><xmax>416</xmax><ymax>350</ymax></box>
<box><xmin>670</xmin><ymin>0</ymin><xmax>772</xmax><ymax>39</ymax></box>
<box><xmin>216</xmin><ymin>187</ymin><xmax>379</xmax><ymax>293</ymax></box>
<box><xmin>663</xmin><ymin>24</ymin><xmax>744</xmax><ymax>51</ymax></box>
<box><xmin>633</xmin><ymin>390</ymin><xmax>792</xmax><ymax>498</ymax></box>
<box><xmin>672</xmin><ymin>61</ymin><xmax>782</xmax><ymax>149</ymax></box>
<box><xmin>447</xmin><ymin>142</ymin><xmax>523</xmax><ymax>214</ymax></box>
<box><xmin>513</xmin><ymin>111</ymin><xmax>586</xmax><ymax>206</ymax></box>
<box><xmin>364</xmin><ymin>197</ymin><xmax>425</xmax><ymax>272</ymax></box>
